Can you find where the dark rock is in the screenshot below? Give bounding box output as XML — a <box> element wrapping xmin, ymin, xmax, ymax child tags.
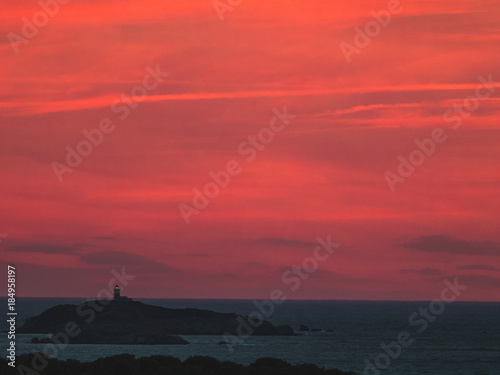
<box><xmin>19</xmin><ymin>300</ymin><xmax>295</xmax><ymax>345</ymax></box>
<box><xmin>2</xmin><ymin>353</ymin><xmax>357</xmax><ymax>375</ymax></box>
<box><xmin>299</xmin><ymin>324</ymin><xmax>309</xmax><ymax>331</ymax></box>
<box><xmin>274</xmin><ymin>324</ymin><xmax>295</xmax><ymax>335</ymax></box>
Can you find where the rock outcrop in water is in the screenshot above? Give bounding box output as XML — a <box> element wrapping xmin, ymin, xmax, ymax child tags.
<box><xmin>19</xmin><ymin>299</ymin><xmax>294</xmax><ymax>345</ymax></box>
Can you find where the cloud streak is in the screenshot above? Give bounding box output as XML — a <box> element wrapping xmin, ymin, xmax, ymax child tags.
<box><xmin>400</xmin><ymin>268</ymin><xmax>442</xmax><ymax>275</ymax></box>
<box><xmin>257</xmin><ymin>237</ymin><xmax>318</xmax><ymax>248</ymax></box>
<box><xmin>80</xmin><ymin>251</ymin><xmax>179</xmax><ymax>273</ymax></box>
<box><xmin>457</xmin><ymin>264</ymin><xmax>498</xmax><ymax>272</ymax></box>
<box><xmin>400</xmin><ymin>236</ymin><xmax>500</xmax><ymax>256</ymax></box>
<box><xmin>5</xmin><ymin>82</ymin><xmax>500</xmax><ymax>117</ymax></box>
<box><xmin>6</xmin><ymin>244</ymin><xmax>80</xmax><ymax>255</ymax></box>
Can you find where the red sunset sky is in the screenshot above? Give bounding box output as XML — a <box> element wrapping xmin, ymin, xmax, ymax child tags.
<box><xmin>1</xmin><ymin>0</ymin><xmax>499</xmax><ymax>301</ymax></box>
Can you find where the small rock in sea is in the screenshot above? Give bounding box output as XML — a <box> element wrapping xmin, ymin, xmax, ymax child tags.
<box><xmin>30</xmin><ymin>337</ymin><xmax>52</xmax><ymax>344</ymax></box>
<box><xmin>299</xmin><ymin>325</ymin><xmax>309</xmax><ymax>331</ymax></box>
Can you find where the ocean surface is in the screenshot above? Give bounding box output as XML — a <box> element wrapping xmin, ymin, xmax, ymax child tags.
<box><xmin>1</xmin><ymin>298</ymin><xmax>499</xmax><ymax>375</ymax></box>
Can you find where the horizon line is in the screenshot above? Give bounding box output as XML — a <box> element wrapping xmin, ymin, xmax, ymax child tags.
<box><xmin>1</xmin><ymin>296</ymin><xmax>498</xmax><ymax>303</ymax></box>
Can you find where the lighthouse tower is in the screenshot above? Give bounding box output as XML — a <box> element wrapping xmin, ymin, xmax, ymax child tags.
<box><xmin>113</xmin><ymin>285</ymin><xmax>121</xmax><ymax>300</ymax></box>
<box><xmin>113</xmin><ymin>285</ymin><xmax>131</xmax><ymax>301</ymax></box>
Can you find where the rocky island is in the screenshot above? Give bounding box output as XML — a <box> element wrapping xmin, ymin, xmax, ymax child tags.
<box><xmin>19</xmin><ymin>299</ymin><xmax>294</xmax><ymax>345</ymax></box>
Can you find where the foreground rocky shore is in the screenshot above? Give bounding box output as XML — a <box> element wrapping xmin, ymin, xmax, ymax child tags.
<box><xmin>18</xmin><ymin>299</ymin><xmax>294</xmax><ymax>345</ymax></box>
<box><xmin>1</xmin><ymin>353</ymin><xmax>357</xmax><ymax>375</ymax></box>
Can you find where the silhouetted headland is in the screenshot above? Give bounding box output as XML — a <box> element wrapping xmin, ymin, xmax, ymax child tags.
<box><xmin>19</xmin><ymin>299</ymin><xmax>294</xmax><ymax>345</ymax></box>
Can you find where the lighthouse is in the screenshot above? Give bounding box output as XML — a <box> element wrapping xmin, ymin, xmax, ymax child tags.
<box><xmin>113</xmin><ymin>285</ymin><xmax>121</xmax><ymax>300</ymax></box>
<box><xmin>113</xmin><ymin>285</ymin><xmax>131</xmax><ymax>301</ymax></box>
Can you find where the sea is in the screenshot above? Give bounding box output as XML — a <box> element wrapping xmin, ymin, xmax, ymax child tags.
<box><xmin>1</xmin><ymin>298</ymin><xmax>498</xmax><ymax>375</ymax></box>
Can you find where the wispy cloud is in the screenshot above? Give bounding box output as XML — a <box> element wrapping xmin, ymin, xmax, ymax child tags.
<box><xmin>448</xmin><ymin>274</ymin><xmax>500</xmax><ymax>288</ymax></box>
<box><xmin>6</xmin><ymin>244</ymin><xmax>80</xmax><ymax>255</ymax></box>
<box><xmin>457</xmin><ymin>264</ymin><xmax>498</xmax><ymax>272</ymax></box>
<box><xmin>5</xmin><ymin>83</ymin><xmax>500</xmax><ymax>117</ymax></box>
<box><xmin>257</xmin><ymin>237</ymin><xmax>317</xmax><ymax>248</ymax></box>
<box><xmin>400</xmin><ymin>235</ymin><xmax>500</xmax><ymax>256</ymax></box>
<box><xmin>80</xmin><ymin>250</ymin><xmax>179</xmax><ymax>273</ymax></box>
<box><xmin>400</xmin><ymin>268</ymin><xmax>442</xmax><ymax>275</ymax></box>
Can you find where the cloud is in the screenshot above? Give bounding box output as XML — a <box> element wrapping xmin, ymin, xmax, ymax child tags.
<box><xmin>400</xmin><ymin>268</ymin><xmax>442</xmax><ymax>275</ymax></box>
<box><xmin>400</xmin><ymin>235</ymin><xmax>500</xmax><ymax>256</ymax></box>
<box><xmin>80</xmin><ymin>251</ymin><xmax>179</xmax><ymax>273</ymax></box>
<box><xmin>457</xmin><ymin>264</ymin><xmax>499</xmax><ymax>272</ymax></box>
<box><xmin>277</xmin><ymin>265</ymin><xmax>336</xmax><ymax>277</ymax></box>
<box><xmin>245</xmin><ymin>261</ymin><xmax>268</xmax><ymax>269</ymax></box>
<box><xmin>8</xmin><ymin>83</ymin><xmax>500</xmax><ymax>117</ymax></box>
<box><xmin>449</xmin><ymin>274</ymin><xmax>500</xmax><ymax>289</ymax></box>
<box><xmin>73</xmin><ymin>243</ymin><xmax>97</xmax><ymax>248</ymax></box>
<box><xmin>182</xmin><ymin>253</ymin><xmax>211</xmax><ymax>258</ymax></box>
<box><xmin>81</xmin><ymin>251</ymin><xmax>144</xmax><ymax>265</ymax></box>
<box><xmin>257</xmin><ymin>237</ymin><xmax>317</xmax><ymax>248</ymax></box>
<box><xmin>5</xmin><ymin>244</ymin><xmax>80</xmax><ymax>255</ymax></box>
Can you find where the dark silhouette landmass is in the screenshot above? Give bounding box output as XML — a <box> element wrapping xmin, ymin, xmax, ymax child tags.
<box><xmin>18</xmin><ymin>299</ymin><xmax>294</xmax><ymax>345</ymax></box>
<box><xmin>1</xmin><ymin>353</ymin><xmax>357</xmax><ymax>375</ymax></box>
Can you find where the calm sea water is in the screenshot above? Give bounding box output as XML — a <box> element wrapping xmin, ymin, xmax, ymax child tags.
<box><xmin>1</xmin><ymin>298</ymin><xmax>498</xmax><ymax>375</ymax></box>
